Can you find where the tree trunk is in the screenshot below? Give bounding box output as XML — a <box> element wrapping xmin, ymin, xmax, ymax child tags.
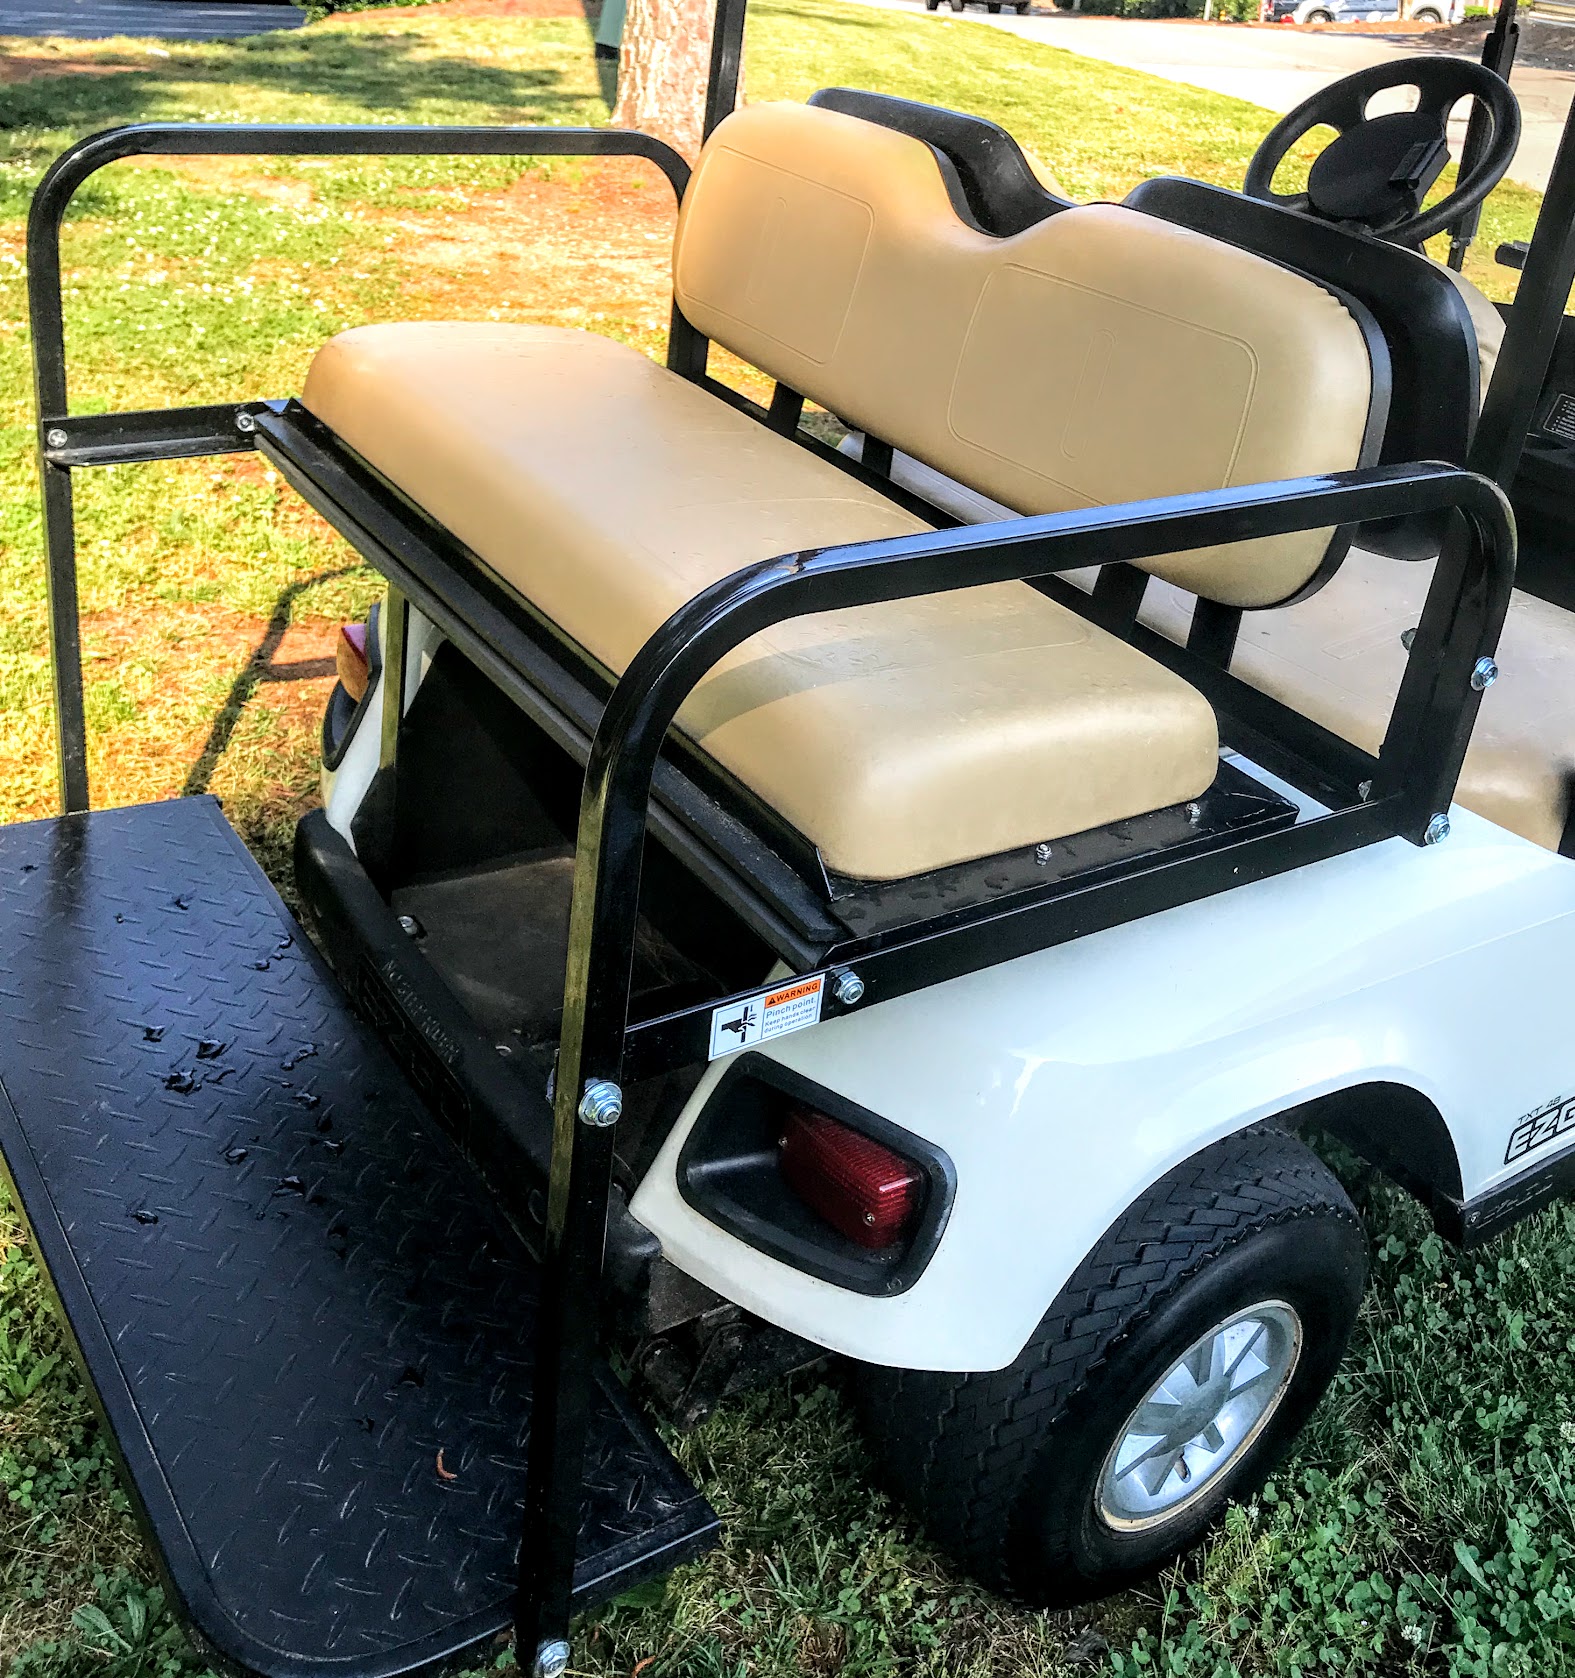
<box><xmin>611</xmin><ymin>0</ymin><xmax>728</xmax><ymax>163</ymax></box>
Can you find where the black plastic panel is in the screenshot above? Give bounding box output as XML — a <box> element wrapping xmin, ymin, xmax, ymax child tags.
<box><xmin>0</xmin><ymin>799</ymin><xmax>716</xmax><ymax>1678</ymax></box>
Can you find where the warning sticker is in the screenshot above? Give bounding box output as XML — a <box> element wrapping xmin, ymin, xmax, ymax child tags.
<box><xmin>708</xmin><ymin>974</ymin><xmax>826</xmax><ymax>1060</ymax></box>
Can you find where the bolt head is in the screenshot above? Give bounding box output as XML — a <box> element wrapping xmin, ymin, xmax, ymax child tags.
<box><xmin>396</xmin><ymin>913</ymin><xmax>423</xmax><ymax>939</ymax></box>
<box><xmin>832</xmin><ymin>970</ymin><xmax>865</xmax><ymax>1007</ymax></box>
<box><xmin>1423</xmin><ymin>812</ymin><xmax>1451</xmax><ymax>846</ymax></box>
<box><xmin>1400</xmin><ymin>627</ymin><xmax>1418</xmax><ymax>651</ymax></box>
<box><xmin>533</xmin><ymin>1640</ymin><xmax>571</xmax><ymax>1678</ymax></box>
<box><xmin>44</xmin><ymin>428</ymin><xmax>67</xmax><ymax>449</ymax></box>
<box><xmin>235</xmin><ymin>410</ymin><xmax>258</xmax><ymax>434</ymax></box>
<box><xmin>1470</xmin><ymin>656</ymin><xmax>1499</xmax><ymax>692</ymax></box>
<box><xmin>1033</xmin><ymin>841</ymin><xmax>1054</xmax><ymax>864</ymax></box>
<box><xmin>578</xmin><ymin>1079</ymin><xmax>623</xmax><ymax>1127</ymax></box>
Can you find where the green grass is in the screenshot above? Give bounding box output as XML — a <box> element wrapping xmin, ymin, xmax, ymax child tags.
<box><xmin>0</xmin><ymin>3</ymin><xmax>1567</xmax><ymax>1674</ymax></box>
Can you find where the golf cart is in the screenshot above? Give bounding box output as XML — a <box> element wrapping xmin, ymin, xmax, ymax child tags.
<box><xmin>11</xmin><ymin>0</ymin><xmax>1575</xmax><ymax>1667</ymax></box>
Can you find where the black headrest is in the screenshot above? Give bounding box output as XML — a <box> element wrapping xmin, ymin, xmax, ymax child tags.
<box><xmin>807</xmin><ymin>87</ymin><xmax>1072</xmax><ymax>236</ymax></box>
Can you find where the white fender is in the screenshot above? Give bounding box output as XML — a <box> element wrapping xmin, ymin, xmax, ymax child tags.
<box><xmin>633</xmin><ymin>805</ymin><xmax>1575</xmax><ymax>1371</ymax></box>
<box><xmin>321</xmin><ymin>601</ymin><xmax>443</xmax><ymax>846</ymax></box>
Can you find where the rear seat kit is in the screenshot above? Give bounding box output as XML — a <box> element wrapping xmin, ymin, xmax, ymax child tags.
<box><xmin>13</xmin><ymin>0</ymin><xmax>1575</xmax><ymax>1670</ymax></box>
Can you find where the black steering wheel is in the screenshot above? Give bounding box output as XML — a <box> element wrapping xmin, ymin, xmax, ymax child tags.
<box><xmin>1244</xmin><ymin>57</ymin><xmax>1519</xmax><ymax>245</ymax></box>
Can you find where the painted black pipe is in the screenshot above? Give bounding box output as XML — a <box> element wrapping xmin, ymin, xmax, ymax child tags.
<box><xmin>26</xmin><ymin>122</ymin><xmax>693</xmax><ymax>817</ymax></box>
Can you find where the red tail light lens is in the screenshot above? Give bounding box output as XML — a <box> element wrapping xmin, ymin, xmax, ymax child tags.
<box><xmin>337</xmin><ymin>621</ymin><xmax>370</xmax><ymax>704</ymax></box>
<box><xmin>779</xmin><ymin>1106</ymin><xmax>923</xmax><ymax>1250</ymax></box>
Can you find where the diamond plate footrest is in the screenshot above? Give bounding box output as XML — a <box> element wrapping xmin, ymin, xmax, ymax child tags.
<box><xmin>0</xmin><ymin>799</ymin><xmax>717</xmax><ymax>1678</ymax></box>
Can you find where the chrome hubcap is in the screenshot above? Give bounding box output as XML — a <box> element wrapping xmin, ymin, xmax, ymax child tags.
<box><xmin>1096</xmin><ymin>1301</ymin><xmax>1302</xmax><ymax>1532</ymax></box>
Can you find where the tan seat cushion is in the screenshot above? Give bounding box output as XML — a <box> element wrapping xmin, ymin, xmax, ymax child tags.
<box><xmin>303</xmin><ymin>322</ymin><xmax>1219</xmax><ymax>880</ymax></box>
<box><xmin>869</xmin><ymin>441</ymin><xmax>1568</xmax><ymax>849</ymax></box>
<box><xmin>674</xmin><ymin>102</ymin><xmax>1375</xmax><ymax>610</ymax></box>
<box><xmin>1133</xmin><ymin>555</ymin><xmax>1572</xmax><ymax>850</ymax></box>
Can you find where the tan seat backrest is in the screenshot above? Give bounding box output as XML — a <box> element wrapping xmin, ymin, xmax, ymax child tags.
<box><xmin>673</xmin><ymin>102</ymin><xmax>1376</xmax><ymax>610</ymax></box>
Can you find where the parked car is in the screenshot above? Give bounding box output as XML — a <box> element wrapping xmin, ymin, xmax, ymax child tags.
<box><xmin>1269</xmin><ymin>0</ymin><xmax>1462</xmax><ymax>21</ymax></box>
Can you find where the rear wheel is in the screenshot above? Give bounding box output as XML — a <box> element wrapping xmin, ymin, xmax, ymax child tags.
<box><xmin>1304</xmin><ymin>7</ymin><xmax>1334</xmax><ymax>18</ymax></box>
<box><xmin>853</xmin><ymin>1126</ymin><xmax>1366</xmax><ymax>1606</ymax></box>
<box><xmin>1413</xmin><ymin>6</ymin><xmax>1443</xmax><ymax>18</ymax></box>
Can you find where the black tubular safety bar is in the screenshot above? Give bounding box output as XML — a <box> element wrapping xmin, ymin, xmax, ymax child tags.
<box><xmin>514</xmin><ymin>457</ymin><xmax>1515</xmax><ymax>1658</ymax></box>
<box><xmin>27</xmin><ymin>123</ymin><xmax>695</xmax><ymax>817</ymax></box>
<box><xmin>1471</xmin><ymin>68</ymin><xmax>1575</xmax><ymax>494</ymax></box>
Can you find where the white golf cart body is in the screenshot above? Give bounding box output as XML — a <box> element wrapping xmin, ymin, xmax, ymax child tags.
<box><xmin>639</xmin><ymin>799</ymin><xmax>1575</xmax><ymax>1372</ymax></box>
<box><xmin>320</xmin><ymin>531</ymin><xmax>1575</xmax><ymax>1379</ymax></box>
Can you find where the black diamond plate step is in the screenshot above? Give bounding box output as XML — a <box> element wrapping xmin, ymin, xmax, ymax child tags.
<box><xmin>0</xmin><ymin>798</ymin><xmax>717</xmax><ymax>1678</ymax></box>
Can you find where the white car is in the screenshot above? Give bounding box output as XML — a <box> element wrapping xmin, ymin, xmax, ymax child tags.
<box><xmin>1272</xmin><ymin>0</ymin><xmax>1462</xmax><ymax>23</ymax></box>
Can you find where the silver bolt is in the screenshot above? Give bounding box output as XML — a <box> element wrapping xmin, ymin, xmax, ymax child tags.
<box><xmin>1184</xmin><ymin>801</ymin><xmax>1203</xmax><ymax>824</ymax></box>
<box><xmin>235</xmin><ymin>410</ymin><xmax>257</xmax><ymax>434</ymax></box>
<box><xmin>832</xmin><ymin>970</ymin><xmax>865</xmax><ymax>1007</ymax></box>
<box><xmin>1033</xmin><ymin>841</ymin><xmax>1054</xmax><ymax>864</ymax></box>
<box><xmin>1358</xmin><ymin>780</ymin><xmax>1373</xmax><ymax>802</ymax></box>
<box><xmin>533</xmin><ymin>1641</ymin><xmax>571</xmax><ymax>1678</ymax></box>
<box><xmin>1470</xmin><ymin>656</ymin><xmax>1499</xmax><ymax>691</ymax></box>
<box><xmin>1423</xmin><ymin>812</ymin><xmax>1451</xmax><ymax>845</ymax></box>
<box><xmin>1400</xmin><ymin>627</ymin><xmax>1418</xmax><ymax>651</ymax></box>
<box><xmin>44</xmin><ymin>427</ymin><xmax>67</xmax><ymax>449</ymax></box>
<box><xmin>396</xmin><ymin>913</ymin><xmax>423</xmax><ymax>938</ymax></box>
<box><xmin>578</xmin><ymin>1079</ymin><xmax>622</xmax><ymax>1127</ymax></box>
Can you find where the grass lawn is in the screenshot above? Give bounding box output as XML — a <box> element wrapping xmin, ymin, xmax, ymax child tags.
<box><xmin>0</xmin><ymin>4</ymin><xmax>1571</xmax><ymax>1674</ymax></box>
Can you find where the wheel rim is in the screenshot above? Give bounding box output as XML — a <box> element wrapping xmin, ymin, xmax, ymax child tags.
<box><xmin>1096</xmin><ymin>1301</ymin><xmax>1302</xmax><ymax>1532</ymax></box>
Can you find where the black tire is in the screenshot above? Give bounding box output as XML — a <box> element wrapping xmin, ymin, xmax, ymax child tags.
<box><xmin>949</xmin><ymin>0</ymin><xmax>967</xmax><ymax>11</ymax></box>
<box><xmin>1413</xmin><ymin>6</ymin><xmax>1442</xmax><ymax>18</ymax></box>
<box><xmin>987</xmin><ymin>4</ymin><xmax>1002</xmax><ymax>11</ymax></box>
<box><xmin>1304</xmin><ymin>7</ymin><xmax>1334</xmax><ymax>18</ymax></box>
<box><xmin>853</xmin><ymin>1126</ymin><xmax>1366</xmax><ymax>1607</ymax></box>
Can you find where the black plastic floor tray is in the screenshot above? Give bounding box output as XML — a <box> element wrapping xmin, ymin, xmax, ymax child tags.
<box><xmin>0</xmin><ymin>798</ymin><xmax>717</xmax><ymax>1678</ymax></box>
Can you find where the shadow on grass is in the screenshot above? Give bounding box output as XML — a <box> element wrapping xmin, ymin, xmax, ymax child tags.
<box><xmin>182</xmin><ymin>564</ymin><xmax>359</xmax><ymax>799</ymax></box>
<box><xmin>0</xmin><ymin>23</ymin><xmax>606</xmax><ymax>142</ymax></box>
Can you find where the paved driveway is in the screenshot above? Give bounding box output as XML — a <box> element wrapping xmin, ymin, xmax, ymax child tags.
<box><xmin>857</xmin><ymin>1</ymin><xmax>1572</xmax><ymax>191</ymax></box>
<box><xmin>0</xmin><ymin>0</ymin><xmax>304</xmax><ymax>38</ymax></box>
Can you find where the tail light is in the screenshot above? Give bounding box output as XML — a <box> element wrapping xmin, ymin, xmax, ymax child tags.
<box><xmin>337</xmin><ymin>622</ymin><xmax>370</xmax><ymax>703</ymax></box>
<box><xmin>779</xmin><ymin>1105</ymin><xmax>923</xmax><ymax>1249</ymax></box>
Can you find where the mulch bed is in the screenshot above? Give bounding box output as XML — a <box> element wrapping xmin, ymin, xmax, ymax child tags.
<box><xmin>1409</xmin><ymin>14</ymin><xmax>1575</xmax><ymax>70</ymax></box>
<box><xmin>0</xmin><ymin>51</ymin><xmax>138</xmax><ymax>81</ymax></box>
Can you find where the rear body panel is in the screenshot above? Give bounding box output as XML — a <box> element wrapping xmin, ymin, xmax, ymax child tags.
<box><xmin>633</xmin><ymin>808</ymin><xmax>1575</xmax><ymax>1371</ymax></box>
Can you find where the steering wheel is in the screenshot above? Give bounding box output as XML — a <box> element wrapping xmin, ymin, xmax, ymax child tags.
<box><xmin>1244</xmin><ymin>57</ymin><xmax>1519</xmax><ymax>246</ymax></box>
